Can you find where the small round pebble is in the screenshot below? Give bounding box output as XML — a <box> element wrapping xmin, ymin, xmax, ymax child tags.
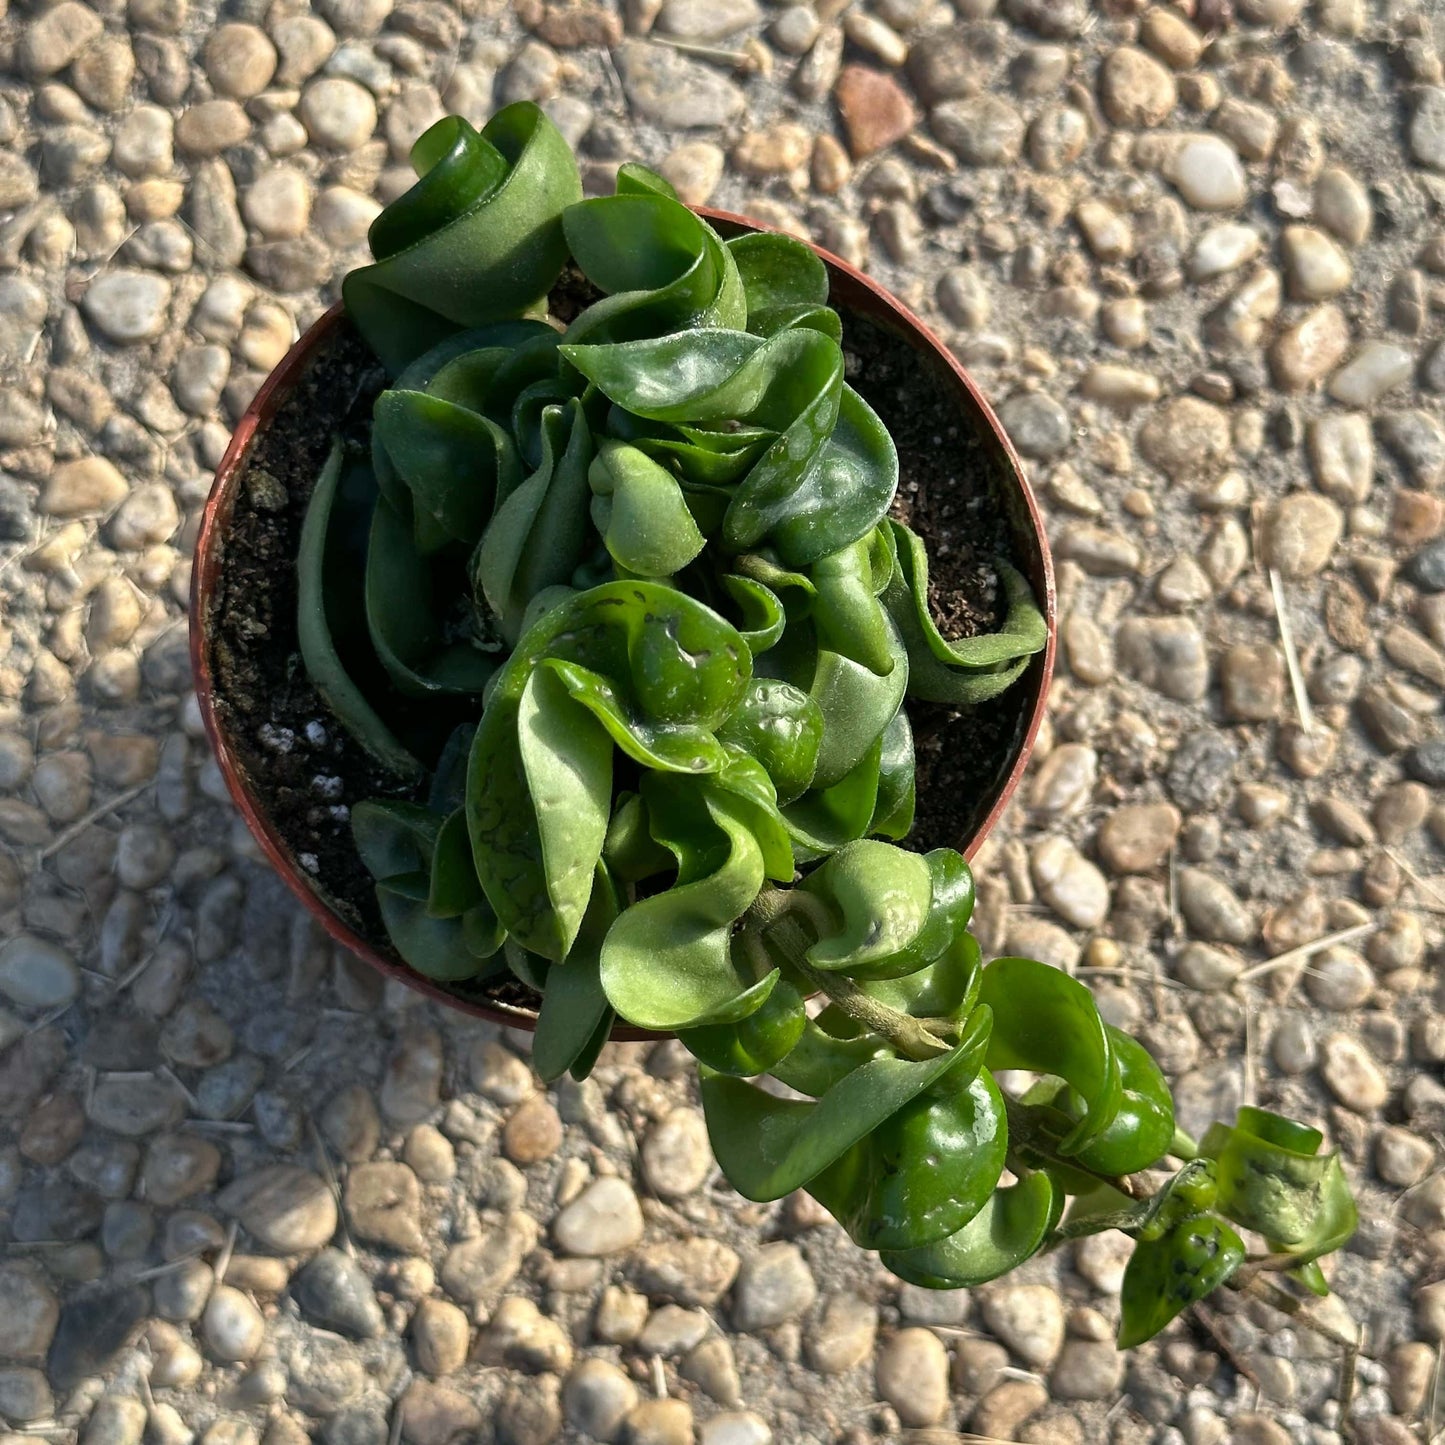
<box><xmin>203</xmin><ymin>1286</ymin><xmax>266</xmax><ymax>1363</ymax></box>
<box><xmin>552</xmin><ymin>1177</ymin><xmax>644</xmax><ymax>1257</ymax></box>
<box><xmin>875</xmin><ymin>1328</ymin><xmax>949</xmax><ymax>1427</ymax></box>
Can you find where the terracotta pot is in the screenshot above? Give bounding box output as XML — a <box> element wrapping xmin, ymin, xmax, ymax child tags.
<box><xmin>191</xmin><ymin>207</ymin><xmax>1057</xmax><ymax>1036</ymax></box>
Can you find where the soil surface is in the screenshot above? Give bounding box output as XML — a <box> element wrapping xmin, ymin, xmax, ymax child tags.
<box><xmin>209</xmin><ymin>294</ymin><xmax>1036</xmax><ymax>1008</ymax></box>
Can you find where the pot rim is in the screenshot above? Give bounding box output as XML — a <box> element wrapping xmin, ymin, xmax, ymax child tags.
<box><xmin>190</xmin><ymin>205</ymin><xmax>1057</xmax><ymax>1038</ymax></box>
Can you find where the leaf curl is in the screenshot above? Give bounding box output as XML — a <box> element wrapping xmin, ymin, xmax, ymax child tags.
<box><xmin>344</xmin><ymin>106</ymin><xmax>582</xmax><ymax>374</ymax></box>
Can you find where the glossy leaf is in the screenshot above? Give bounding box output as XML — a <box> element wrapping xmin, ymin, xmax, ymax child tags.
<box><xmin>473</xmin><ymin>398</ymin><xmax>594</xmax><ymax>642</ymax></box>
<box><xmin>808</xmin><ymin>1022</ymin><xmax>1004</xmax><ymax>1250</ymax></box>
<box><xmin>978</xmin><ymin>957</ymin><xmax>1122</xmax><ymax>1157</ymax></box>
<box><xmin>563</xmin><ymin>190</ymin><xmax>745</xmax><ymax>344</ymax></box>
<box><xmin>373</xmin><ymin>388</ymin><xmax>519</xmax><ymax>549</ymax></box>
<box><xmin>297</xmin><ymin>442</ymin><xmax>424</xmax><ymax>781</ymax></box>
<box><xmin>588</xmin><ymin>439</ymin><xmax>707</xmax><ymax>578</ymax></box>
<box><xmin>467</xmin><ymin>658</ymin><xmax>612</xmax><ymax>960</ymax></box>
<box><xmin>679</xmin><ymin>976</ymin><xmax>806</xmax><ymax>1077</ymax></box>
<box><xmin>870</xmin><ymin>706</ymin><xmax>916</xmax><ymax>840</ymax></box>
<box><xmin>599</xmin><ymin>774</ymin><xmax>772</xmax><ymax>1031</ymax></box>
<box><xmin>1200</xmin><ymin>1107</ymin><xmax>1357</xmax><ymax>1264</ymax></box>
<box><xmin>699</xmin><ymin>1034</ymin><xmax>981</xmax><ymax>1202</ymax></box>
<box><xmin>716</xmin><ymin>679</ymin><xmax>822</xmax><ymax>806</ymax></box>
<box><xmin>809</xmin><ymin>538</ymin><xmax>897</xmax><ymax>676</ymax></box>
<box><xmin>884</xmin><ymin>521</ymin><xmax>1046</xmax><ymax>705</ymax></box>
<box><xmin>783</xmin><ymin>733</ymin><xmax>886</xmax><ymax>858</ymax></box>
<box><xmin>882</xmin><ymin>1169</ymin><xmax>1065</xmax><ymax>1289</ymax></box>
<box><xmin>532</xmin><ymin>864</ymin><xmax>619</xmax><ymax>1083</ymax></box>
<box><xmin>1118</xmin><ymin>1214</ymin><xmax>1246</xmax><ymax>1348</ymax></box>
<box><xmin>806</xmin><ymin>625</ymin><xmax>910</xmax><ymax>790</ymax></box>
<box><xmin>1070</xmin><ymin>1026</ymin><xmax>1175</xmax><ymax>1178</ymax></box>
<box><xmin>345</xmin><ymin>105</ymin><xmax>582</xmax><ymax>373</ymax></box>
<box><xmin>366</xmin><ymin>493</ymin><xmax>498</xmax><ymax>697</ymax></box>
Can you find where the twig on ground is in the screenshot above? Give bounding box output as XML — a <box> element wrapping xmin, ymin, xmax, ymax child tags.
<box><xmin>39</xmin><ymin>779</ymin><xmax>152</xmax><ymax>859</ymax></box>
<box><xmin>213</xmin><ymin>1219</ymin><xmax>238</xmax><ymax>1287</ymax></box>
<box><xmin>1235</xmin><ymin>921</ymin><xmax>1378</xmax><ymax>982</ymax></box>
<box><xmin>1269</xmin><ymin>567</ymin><xmax>1314</xmax><ymax>734</ymax></box>
<box><xmin>307</xmin><ymin>1114</ymin><xmax>355</xmax><ymax>1257</ymax></box>
<box><xmin>647</xmin><ymin>33</ymin><xmax>758</xmax><ymax>69</ymax></box>
<box><xmin>1384</xmin><ymin>847</ymin><xmax>1445</xmax><ymax>914</ymax></box>
<box><xmin>1194</xmin><ymin>1303</ymin><xmax>1263</xmax><ymax>1390</ymax></box>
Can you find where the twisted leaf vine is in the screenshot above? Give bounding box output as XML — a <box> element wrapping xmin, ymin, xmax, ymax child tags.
<box><xmin>292</xmin><ymin>103</ymin><xmax>1357</xmax><ymax>1342</ymax></box>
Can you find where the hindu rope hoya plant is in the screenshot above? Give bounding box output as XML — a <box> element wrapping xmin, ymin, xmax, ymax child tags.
<box><xmin>294</xmin><ymin>102</ymin><xmax>1357</xmax><ymax>1344</ymax></box>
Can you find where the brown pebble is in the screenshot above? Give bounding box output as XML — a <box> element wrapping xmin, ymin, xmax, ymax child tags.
<box><xmin>503</xmin><ymin>1094</ymin><xmax>563</xmax><ymax>1165</ymax></box>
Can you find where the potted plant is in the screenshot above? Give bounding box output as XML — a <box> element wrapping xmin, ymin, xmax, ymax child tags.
<box><xmin>192</xmin><ymin>103</ymin><xmax>1356</xmax><ymax>1342</ymax></box>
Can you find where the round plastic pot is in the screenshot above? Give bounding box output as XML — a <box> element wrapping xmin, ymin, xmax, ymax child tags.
<box><xmin>190</xmin><ymin>207</ymin><xmax>1057</xmax><ymax>1037</ymax></box>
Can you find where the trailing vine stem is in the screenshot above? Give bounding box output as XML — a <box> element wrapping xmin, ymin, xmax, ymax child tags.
<box><xmin>743</xmin><ymin>888</ymin><xmax>951</xmax><ymax>1061</ymax></box>
<box><xmin>741</xmin><ymin>888</ymin><xmax>1199</xmax><ymax>1206</ymax></box>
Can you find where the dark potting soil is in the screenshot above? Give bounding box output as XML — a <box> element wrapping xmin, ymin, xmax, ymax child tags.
<box><xmin>845</xmin><ymin>311</ymin><xmax>1028</xmax><ymax>860</ymax></box>
<box><xmin>208</xmin><ymin>289</ymin><xmax>1033</xmax><ymax>1014</ymax></box>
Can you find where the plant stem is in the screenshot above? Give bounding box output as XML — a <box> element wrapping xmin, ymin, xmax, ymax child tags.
<box><xmin>744</xmin><ymin>889</ymin><xmax>1147</xmax><ymax>1198</ymax></box>
<box><xmin>743</xmin><ymin>890</ymin><xmax>950</xmax><ymax>1062</ymax></box>
<box><xmin>1170</xmin><ymin>1126</ymin><xmax>1200</xmax><ymax>1160</ymax></box>
<box><xmin>1001</xmin><ymin>1096</ymin><xmax>1147</xmax><ymax>1203</ymax></box>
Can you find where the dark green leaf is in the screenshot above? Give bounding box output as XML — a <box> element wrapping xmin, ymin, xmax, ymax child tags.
<box><xmin>473</xmin><ymin>398</ymin><xmax>594</xmax><ymax>642</ymax></box>
<box><xmin>588</xmin><ymin>439</ymin><xmax>707</xmax><ymax>578</ymax></box>
<box><xmin>366</xmin><ymin>494</ymin><xmax>497</xmax><ymax>697</ymax></box>
<box><xmin>344</xmin><ymin>103</ymin><xmax>582</xmax><ymax>374</ymax></box>
<box><xmin>700</xmin><ymin>1032</ymin><xmax>982</xmax><ymax>1202</ymax></box>
<box><xmin>598</xmin><ymin>774</ymin><xmax>770</xmax><ymax>1031</ymax></box>
<box><xmin>532</xmin><ymin>864</ymin><xmax>620</xmax><ymax>1083</ymax></box>
<box><xmin>808</xmin><ymin>1022</ymin><xmax>1004</xmax><ymax>1250</ymax></box>
<box><xmin>978</xmin><ymin>957</ymin><xmax>1122</xmax><ymax>1157</ymax></box>
<box><xmin>297</xmin><ymin>442</ymin><xmax>423</xmax><ymax>781</ymax></box>
<box><xmin>466</xmin><ymin>658</ymin><xmax>612</xmax><ymax>960</ymax></box>
<box><xmin>882</xmin><ymin>1169</ymin><xmax>1065</xmax><ymax>1289</ymax></box>
<box><xmin>884</xmin><ymin>521</ymin><xmax>1046</xmax><ymax>705</ymax></box>
<box><xmin>1117</xmin><ymin>1214</ymin><xmax>1246</xmax><ymax>1348</ymax></box>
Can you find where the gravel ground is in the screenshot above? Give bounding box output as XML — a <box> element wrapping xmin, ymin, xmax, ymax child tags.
<box><xmin>2</xmin><ymin>0</ymin><xmax>1445</xmax><ymax>1441</ymax></box>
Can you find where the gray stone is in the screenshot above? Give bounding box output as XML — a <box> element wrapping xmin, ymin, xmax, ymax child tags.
<box><xmin>344</xmin><ymin>1161</ymin><xmax>425</xmax><ymax>1253</ymax></box>
<box><xmin>81</xmin><ymin>272</ymin><xmax>171</xmax><ymax>344</ymax></box>
<box><xmin>629</xmin><ymin>1239</ymin><xmax>739</xmax><ymax>1308</ymax></box>
<box><xmin>1178</xmin><ymin>868</ymin><xmax>1256</xmax><ymax>945</ymax></box>
<box><xmin>1329</xmin><ymin>342</ymin><xmax>1413</xmax><ymax>406</ymax></box>
<box><xmin>981</xmin><ymin>1285</ymin><xmax>1065</xmax><ymax>1368</ymax></box>
<box><xmin>218</xmin><ymin>1165</ymin><xmax>338</xmax><ymax>1252</ymax></box>
<box><xmin>931</xmin><ymin>96</ymin><xmax>1025</xmax><ymax>165</ymax></box>
<box><xmin>0</xmin><ymin>935</ymin><xmax>79</xmax><ymax>1009</ymax></box>
<box><xmin>0</xmin><ymin>1266</ymin><xmax>58</xmax><ymax>1360</ymax></box>
<box><xmin>806</xmin><ymin>1292</ymin><xmax>877</xmax><ymax>1373</ymax></box>
<box><xmin>20</xmin><ymin>0</ymin><xmax>103</xmax><ymax>77</ymax></box>
<box><xmin>0</xmin><ymin>278</ymin><xmax>49</xmax><ymax>364</ymax></box>
<box><xmin>998</xmin><ymin>392</ymin><xmax>1070</xmax><ymax>458</ymax></box>
<box><xmin>553</xmin><ymin>1177</ymin><xmax>644</xmax><ymax>1256</ymax></box>
<box><xmin>142</xmin><ymin>1134</ymin><xmax>221</xmax><ymax>1206</ymax></box>
<box><xmin>1165</xmin><ymin>135</ymin><xmax>1247</xmax><ymax>210</ymax></box>
<box><xmin>440</xmin><ymin>1214</ymin><xmax>537</xmax><ymax>1304</ymax></box>
<box><xmin>0</xmin><ymin>1368</ymin><xmax>52</xmax><ymax>1424</ymax></box>
<box><xmin>299</xmin><ymin>77</ymin><xmax>377</xmax><ymax>149</ymax></box>
<box><xmin>87</xmin><ymin>1075</ymin><xmax>185</xmax><ymax>1136</ymax></box>
<box><xmin>562</xmin><ymin>1359</ymin><xmax>637</xmax><ymax>1442</ymax></box>
<box><xmin>656</xmin><ymin>0</ymin><xmax>760</xmax><ymax>41</ymax></box>
<box><xmin>293</xmin><ymin>1249</ymin><xmax>384</xmax><ymax>1339</ymax></box>
<box><xmin>83</xmin><ymin>1396</ymin><xmax>147</xmax><ymax>1445</ymax></box>
<box><xmin>875</xmin><ymin>1328</ymin><xmax>949</xmax><ymax>1427</ymax></box>
<box><xmin>1409</xmin><ymin>89</ymin><xmax>1445</xmax><ymax>170</ymax></box>
<box><xmin>616</xmin><ymin>43</ymin><xmax>745</xmax><ymax>128</ymax></box>
<box><xmin>730</xmin><ymin>1243</ymin><xmax>816</xmax><ymax>1331</ymax></box>
<box><xmin>640</xmin><ymin>1108</ymin><xmax>711</xmax><ymax>1198</ymax></box>
<box><xmin>203</xmin><ymin>1286</ymin><xmax>266</xmax><ymax>1363</ymax></box>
